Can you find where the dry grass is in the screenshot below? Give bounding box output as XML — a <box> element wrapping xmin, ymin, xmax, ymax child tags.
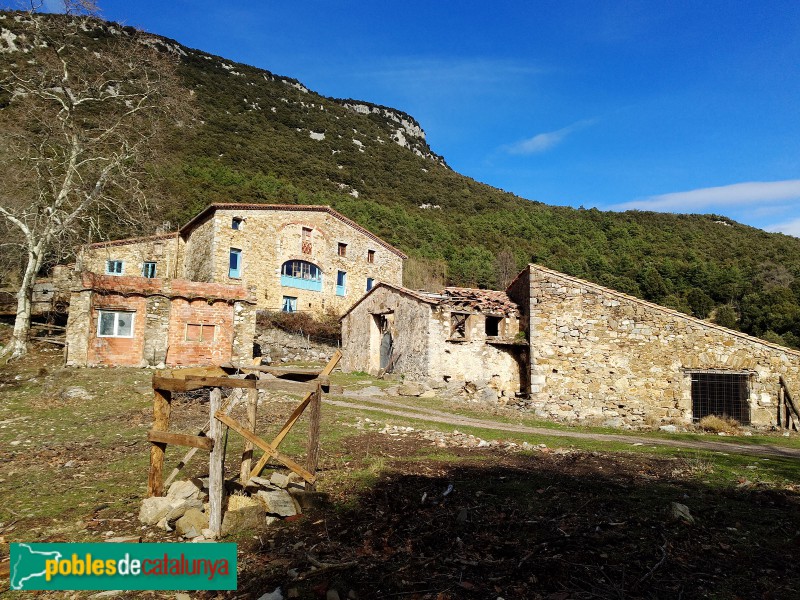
<box><xmin>698</xmin><ymin>414</ymin><xmax>741</xmax><ymax>434</ymax></box>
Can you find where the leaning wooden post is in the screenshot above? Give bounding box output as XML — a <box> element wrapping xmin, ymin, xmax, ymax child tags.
<box><xmin>147</xmin><ymin>386</ymin><xmax>172</xmax><ymax>497</ymax></box>
<box><xmin>208</xmin><ymin>388</ymin><xmax>224</xmax><ymax>538</ymax></box>
<box><xmin>240</xmin><ymin>387</ymin><xmax>258</xmax><ymax>482</ymax></box>
<box><xmin>305</xmin><ymin>383</ymin><xmax>322</xmax><ymax>490</ymax></box>
<box><xmin>779</xmin><ymin>385</ymin><xmax>786</xmax><ymax>430</ymax></box>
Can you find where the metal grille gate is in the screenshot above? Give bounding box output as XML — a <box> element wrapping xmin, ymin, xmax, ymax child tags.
<box><xmin>691</xmin><ymin>372</ymin><xmax>751</xmax><ymax>424</ymax></box>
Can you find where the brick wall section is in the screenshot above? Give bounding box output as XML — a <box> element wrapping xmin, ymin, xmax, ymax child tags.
<box><xmin>65</xmin><ymin>274</ymin><xmax>256</xmax><ymax>367</ymax></box>
<box><xmin>520</xmin><ymin>264</ymin><xmax>800</xmax><ymax>427</ymax></box>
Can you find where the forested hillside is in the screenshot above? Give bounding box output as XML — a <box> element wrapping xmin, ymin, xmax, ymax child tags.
<box><xmin>2</xmin><ymin>11</ymin><xmax>800</xmax><ymax>347</ymax></box>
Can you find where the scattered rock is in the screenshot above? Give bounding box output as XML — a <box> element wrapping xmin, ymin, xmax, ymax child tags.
<box><xmin>257</xmin><ymin>587</ymin><xmax>285</xmax><ymax>600</ymax></box>
<box><xmin>257</xmin><ymin>489</ymin><xmax>299</xmax><ymax>517</ymax></box>
<box><xmin>175</xmin><ymin>594</ymin><xmax>191</xmax><ymax>600</ymax></box>
<box><xmin>221</xmin><ymin>504</ymin><xmax>267</xmax><ymax>536</ymax></box>
<box><xmin>659</xmin><ymin>425</ymin><xmax>678</xmax><ymax>433</ymax></box>
<box><xmin>270</xmin><ymin>472</ymin><xmax>290</xmax><ymax>488</ymax></box>
<box><xmin>669</xmin><ymin>502</ymin><xmax>695</xmax><ymax>525</ymax></box>
<box><xmin>105</xmin><ymin>536</ymin><xmax>141</xmax><ymax>543</ymax></box>
<box><xmin>419</xmin><ymin>389</ymin><xmax>436</xmax><ymax>399</ymax></box>
<box><xmin>327</xmin><ymin>590</ymin><xmax>341</xmax><ymax>600</ymax></box>
<box><xmin>397</xmin><ymin>382</ymin><xmax>428</xmax><ymax>397</ymax></box>
<box><xmin>479</xmin><ymin>387</ymin><xmax>498</xmax><ymax>403</ymax></box>
<box><xmin>288</xmin><ymin>490</ymin><xmax>330</xmax><ymax>510</ymax></box>
<box><xmin>228</xmin><ymin>494</ymin><xmax>261</xmax><ymax>512</ymax></box>
<box><xmin>175</xmin><ymin>508</ymin><xmax>209</xmax><ymax>538</ymax></box>
<box><xmin>61</xmin><ymin>386</ymin><xmax>93</xmax><ymax>401</ymax></box>
<box><xmin>167</xmin><ymin>479</ymin><xmax>201</xmax><ymax>500</ymax></box>
<box><xmin>139</xmin><ymin>496</ymin><xmax>173</xmax><ymax>525</ymax></box>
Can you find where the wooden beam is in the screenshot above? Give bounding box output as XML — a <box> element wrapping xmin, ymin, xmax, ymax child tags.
<box><xmin>162</xmin><ymin>389</ymin><xmax>244</xmax><ymax>489</ymax></box>
<box><xmin>306</xmin><ymin>383</ymin><xmax>322</xmax><ymax>489</ymax></box>
<box><xmin>216</xmin><ymin>412</ymin><xmax>317</xmax><ymax>484</ymax></box>
<box><xmin>248</xmin><ymin>351</ymin><xmax>342</xmax><ymax>480</ymax></box>
<box><xmin>148</xmin><ymin>430</ymin><xmax>213</xmax><ymax>451</ymax></box>
<box><xmin>227</xmin><ymin>363</ymin><xmax>323</xmax><ymax>378</ymax></box>
<box><xmin>240</xmin><ymin>387</ymin><xmax>258</xmax><ymax>483</ymax></box>
<box><xmin>147</xmin><ymin>388</ymin><xmax>172</xmax><ymax>497</ymax></box>
<box><xmin>208</xmin><ymin>388</ymin><xmax>225</xmax><ymax>538</ymax></box>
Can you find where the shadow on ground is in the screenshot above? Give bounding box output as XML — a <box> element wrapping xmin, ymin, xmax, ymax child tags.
<box><xmin>230</xmin><ymin>441</ymin><xmax>800</xmax><ymax>600</ymax></box>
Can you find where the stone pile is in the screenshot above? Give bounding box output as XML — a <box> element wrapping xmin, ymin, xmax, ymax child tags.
<box><xmin>139</xmin><ymin>471</ymin><xmax>317</xmax><ymax>541</ymax></box>
<box><xmin>255</xmin><ymin>327</ymin><xmax>336</xmax><ymax>365</ymax></box>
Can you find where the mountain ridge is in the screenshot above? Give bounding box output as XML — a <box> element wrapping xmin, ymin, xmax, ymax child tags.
<box><xmin>2</xmin><ymin>10</ymin><xmax>800</xmax><ymax>348</ymax></box>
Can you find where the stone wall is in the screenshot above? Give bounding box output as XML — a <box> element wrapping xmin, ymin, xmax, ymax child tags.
<box><xmin>79</xmin><ymin>233</ymin><xmax>180</xmax><ymax>280</ymax></box>
<box><xmin>341</xmin><ymin>284</ymin><xmax>433</xmax><ymax>378</ymax></box>
<box><xmin>181</xmin><ymin>216</ymin><xmax>215</xmax><ymax>282</ymax></box>
<box><xmin>341</xmin><ymin>284</ymin><xmax>525</xmax><ymax>399</ymax></box>
<box><xmin>255</xmin><ymin>327</ymin><xmax>338</xmax><ymax>365</ymax></box>
<box><xmin>520</xmin><ymin>264</ymin><xmax>800</xmax><ymax>427</ymax></box>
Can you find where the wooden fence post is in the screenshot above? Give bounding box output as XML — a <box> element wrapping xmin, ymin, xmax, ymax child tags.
<box><xmin>779</xmin><ymin>386</ymin><xmax>785</xmax><ymax>430</ymax></box>
<box><xmin>305</xmin><ymin>383</ymin><xmax>322</xmax><ymax>489</ymax></box>
<box><xmin>208</xmin><ymin>388</ymin><xmax>224</xmax><ymax>538</ymax></box>
<box><xmin>240</xmin><ymin>387</ymin><xmax>258</xmax><ymax>482</ymax></box>
<box><xmin>147</xmin><ymin>387</ymin><xmax>172</xmax><ymax>497</ymax></box>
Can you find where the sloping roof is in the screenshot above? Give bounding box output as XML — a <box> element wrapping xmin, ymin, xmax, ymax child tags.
<box><xmin>180</xmin><ymin>203</ymin><xmax>408</xmax><ymax>259</ymax></box>
<box><xmin>86</xmin><ymin>231</ymin><xmax>179</xmax><ymax>249</ymax></box>
<box><xmin>341</xmin><ymin>282</ymin><xmax>521</xmax><ymax>319</ymax></box>
<box><xmin>526</xmin><ymin>263</ymin><xmax>800</xmax><ymax>357</ymax></box>
<box><xmin>441</xmin><ymin>287</ymin><xmax>520</xmax><ymax>316</ymax></box>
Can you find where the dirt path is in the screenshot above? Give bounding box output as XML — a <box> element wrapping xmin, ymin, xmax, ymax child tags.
<box><xmin>331</xmin><ymin>395</ymin><xmax>800</xmax><ymax>459</ymax></box>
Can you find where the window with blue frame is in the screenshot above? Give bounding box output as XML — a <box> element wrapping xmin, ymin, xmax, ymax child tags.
<box><xmin>142</xmin><ymin>262</ymin><xmax>157</xmax><ymax>278</ymax></box>
<box><xmin>366</xmin><ymin>277</ymin><xmax>374</xmax><ymax>291</ymax></box>
<box><xmin>282</xmin><ymin>296</ymin><xmax>297</xmax><ymax>313</ymax></box>
<box><xmin>105</xmin><ymin>260</ymin><xmax>123</xmax><ymax>275</ymax></box>
<box><xmin>281</xmin><ymin>260</ymin><xmax>322</xmax><ymax>291</ymax></box>
<box><xmin>229</xmin><ymin>248</ymin><xmax>242</xmax><ymax>278</ymax></box>
<box><xmin>336</xmin><ymin>270</ymin><xmax>347</xmax><ymax>296</ymax></box>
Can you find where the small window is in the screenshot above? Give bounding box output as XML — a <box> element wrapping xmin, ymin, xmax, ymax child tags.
<box><xmin>485</xmin><ymin>315</ymin><xmax>501</xmax><ymax>337</ymax></box>
<box><xmin>232</xmin><ymin>217</ymin><xmax>243</xmax><ymax>230</ymax></box>
<box><xmin>366</xmin><ymin>277</ymin><xmax>374</xmax><ymax>291</ymax></box>
<box><xmin>105</xmin><ymin>260</ymin><xmax>123</xmax><ymax>275</ymax></box>
<box><xmin>142</xmin><ymin>262</ymin><xmax>157</xmax><ymax>278</ymax></box>
<box><xmin>338</xmin><ymin>242</ymin><xmax>347</xmax><ymax>257</ymax></box>
<box><xmin>282</xmin><ymin>296</ymin><xmax>297</xmax><ymax>313</ymax></box>
<box><xmin>450</xmin><ymin>313</ymin><xmax>469</xmax><ymax>340</ymax></box>
<box><xmin>336</xmin><ymin>270</ymin><xmax>347</xmax><ymax>296</ymax></box>
<box><xmin>97</xmin><ymin>310</ymin><xmax>134</xmax><ymax>338</ymax></box>
<box><xmin>367</xmin><ymin>249</ymin><xmax>375</xmax><ymax>264</ymax></box>
<box><xmin>229</xmin><ymin>248</ymin><xmax>242</xmax><ymax>278</ymax></box>
<box><xmin>185</xmin><ymin>323</ymin><xmax>216</xmax><ymax>342</ymax></box>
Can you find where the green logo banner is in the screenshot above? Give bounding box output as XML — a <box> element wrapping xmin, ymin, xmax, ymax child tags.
<box><xmin>9</xmin><ymin>543</ymin><xmax>237</xmax><ymax>591</ymax></box>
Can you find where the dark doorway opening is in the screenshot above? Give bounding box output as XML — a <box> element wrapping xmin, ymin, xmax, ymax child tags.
<box><xmin>485</xmin><ymin>316</ymin><xmax>501</xmax><ymax>337</ymax></box>
<box><xmin>691</xmin><ymin>372</ymin><xmax>751</xmax><ymax>424</ymax></box>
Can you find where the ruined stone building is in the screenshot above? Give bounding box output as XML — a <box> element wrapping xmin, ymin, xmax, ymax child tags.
<box><xmin>78</xmin><ymin>204</ymin><xmax>406</xmax><ymax>315</ymax></box>
<box><xmin>341</xmin><ymin>284</ymin><xmax>526</xmax><ymax>400</ymax></box>
<box><xmin>63</xmin><ymin>203</ymin><xmax>405</xmax><ymax>367</ymax></box>
<box><xmin>342</xmin><ymin>264</ymin><xmax>800</xmax><ymax>428</ymax></box>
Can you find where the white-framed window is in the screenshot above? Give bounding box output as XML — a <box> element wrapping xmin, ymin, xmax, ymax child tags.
<box><xmin>229</xmin><ymin>248</ymin><xmax>242</xmax><ymax>278</ymax></box>
<box><xmin>97</xmin><ymin>310</ymin><xmax>134</xmax><ymax>338</ymax></box>
<box><xmin>105</xmin><ymin>260</ymin><xmax>124</xmax><ymax>275</ymax></box>
<box><xmin>142</xmin><ymin>262</ymin><xmax>157</xmax><ymax>278</ymax></box>
<box><xmin>336</xmin><ymin>270</ymin><xmax>347</xmax><ymax>296</ymax></box>
<box><xmin>282</xmin><ymin>296</ymin><xmax>297</xmax><ymax>313</ymax></box>
<box><xmin>185</xmin><ymin>323</ymin><xmax>216</xmax><ymax>342</ymax></box>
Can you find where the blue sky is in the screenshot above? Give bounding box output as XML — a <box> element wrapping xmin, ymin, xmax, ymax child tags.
<box><xmin>29</xmin><ymin>1</ymin><xmax>800</xmax><ymax>235</ymax></box>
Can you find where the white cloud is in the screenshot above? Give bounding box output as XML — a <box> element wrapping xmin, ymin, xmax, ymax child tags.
<box><xmin>506</xmin><ymin>119</ymin><xmax>594</xmax><ymax>155</ymax></box>
<box><xmin>765</xmin><ymin>217</ymin><xmax>800</xmax><ymax>238</ymax></box>
<box><xmin>613</xmin><ymin>179</ymin><xmax>800</xmax><ymax>212</ymax></box>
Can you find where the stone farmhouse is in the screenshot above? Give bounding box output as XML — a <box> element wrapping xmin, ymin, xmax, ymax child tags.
<box><xmin>342</xmin><ymin>264</ymin><xmax>800</xmax><ymax>428</ymax></box>
<box><xmin>78</xmin><ymin>204</ymin><xmax>406</xmax><ymax>315</ymax></box>
<box><xmin>65</xmin><ymin>203</ymin><xmax>405</xmax><ymax>367</ymax></box>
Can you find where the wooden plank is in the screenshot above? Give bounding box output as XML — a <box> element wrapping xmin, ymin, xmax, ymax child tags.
<box><xmin>306</xmin><ymin>383</ymin><xmax>322</xmax><ymax>489</ymax></box>
<box><xmin>147</xmin><ymin>388</ymin><xmax>172</xmax><ymax>497</ymax></box>
<box><xmin>147</xmin><ymin>430</ymin><xmax>213</xmax><ymax>451</ymax></box>
<box><xmin>240</xmin><ymin>387</ymin><xmax>258</xmax><ymax>483</ymax></box>
<box><xmin>779</xmin><ymin>387</ymin><xmax>786</xmax><ymax>429</ymax></box>
<box><xmin>248</xmin><ymin>351</ymin><xmax>341</xmax><ymax>479</ymax></box>
<box><xmin>216</xmin><ymin>412</ymin><xmax>317</xmax><ymax>484</ymax></box>
<box><xmin>255</xmin><ymin>378</ymin><xmax>339</xmax><ymax>395</ymax></box>
<box><xmin>227</xmin><ymin>363</ymin><xmax>323</xmax><ymax>377</ymax></box>
<box><xmin>162</xmin><ymin>389</ymin><xmax>244</xmax><ymax>488</ymax></box>
<box><xmin>208</xmin><ymin>388</ymin><xmax>224</xmax><ymax>539</ymax></box>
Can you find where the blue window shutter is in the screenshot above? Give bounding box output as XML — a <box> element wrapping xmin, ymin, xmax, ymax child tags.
<box><xmin>229</xmin><ymin>249</ymin><xmax>242</xmax><ymax>278</ymax></box>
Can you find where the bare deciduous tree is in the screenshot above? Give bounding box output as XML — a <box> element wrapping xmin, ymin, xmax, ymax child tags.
<box><xmin>0</xmin><ymin>3</ymin><xmax>186</xmax><ymax>358</ymax></box>
<box><xmin>494</xmin><ymin>247</ymin><xmax>518</xmax><ymax>290</ymax></box>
